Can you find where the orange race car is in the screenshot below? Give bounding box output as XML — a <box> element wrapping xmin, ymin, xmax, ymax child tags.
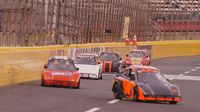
<box><xmin>41</xmin><ymin>56</ymin><xmax>80</xmax><ymax>88</ymax></box>
<box><xmin>99</xmin><ymin>52</ymin><xmax>122</xmax><ymax>73</ymax></box>
<box><xmin>112</xmin><ymin>65</ymin><xmax>181</xmax><ymax>104</ymax></box>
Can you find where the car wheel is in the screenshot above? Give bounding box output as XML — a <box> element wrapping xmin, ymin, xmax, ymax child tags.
<box><xmin>148</xmin><ymin>61</ymin><xmax>151</xmax><ymax>65</ymax></box>
<box><xmin>133</xmin><ymin>86</ymin><xmax>139</xmax><ymax>101</ymax></box>
<box><xmin>116</xmin><ymin>67</ymin><xmax>120</xmax><ymax>73</ymax></box>
<box><xmin>99</xmin><ymin>71</ymin><xmax>103</xmax><ymax>80</ymax></box>
<box><xmin>41</xmin><ymin>81</ymin><xmax>45</xmax><ymax>86</ymax></box>
<box><xmin>74</xmin><ymin>80</ymin><xmax>80</xmax><ymax>89</ymax></box>
<box><xmin>41</xmin><ymin>78</ymin><xmax>46</xmax><ymax>87</ymax></box>
<box><xmin>169</xmin><ymin>101</ymin><xmax>178</xmax><ymax>104</ymax></box>
<box><xmin>113</xmin><ymin>83</ymin><xmax>122</xmax><ymax>99</ymax></box>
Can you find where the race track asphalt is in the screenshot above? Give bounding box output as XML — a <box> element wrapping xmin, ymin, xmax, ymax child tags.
<box><xmin>0</xmin><ymin>56</ymin><xmax>200</xmax><ymax>112</ymax></box>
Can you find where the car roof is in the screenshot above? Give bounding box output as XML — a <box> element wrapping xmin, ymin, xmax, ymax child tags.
<box><xmin>100</xmin><ymin>51</ymin><xmax>120</xmax><ymax>55</ymax></box>
<box><xmin>48</xmin><ymin>56</ymin><xmax>72</xmax><ymax>61</ymax></box>
<box><xmin>77</xmin><ymin>53</ymin><xmax>98</xmax><ymax>57</ymax></box>
<box><xmin>130</xmin><ymin>65</ymin><xmax>159</xmax><ymax>72</ymax></box>
<box><xmin>130</xmin><ymin>49</ymin><xmax>146</xmax><ymax>53</ymax></box>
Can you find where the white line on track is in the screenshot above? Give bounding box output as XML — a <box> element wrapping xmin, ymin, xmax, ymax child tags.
<box><xmin>164</xmin><ymin>75</ymin><xmax>200</xmax><ymax>81</ymax></box>
<box><xmin>196</xmin><ymin>67</ymin><xmax>200</xmax><ymax>69</ymax></box>
<box><xmin>191</xmin><ymin>69</ymin><xmax>196</xmax><ymax>72</ymax></box>
<box><xmin>184</xmin><ymin>71</ymin><xmax>190</xmax><ymax>74</ymax></box>
<box><xmin>85</xmin><ymin>107</ymin><xmax>101</xmax><ymax>112</ymax></box>
<box><xmin>179</xmin><ymin>74</ymin><xmax>184</xmax><ymax>76</ymax></box>
<box><xmin>108</xmin><ymin>99</ymin><xmax>120</xmax><ymax>104</ymax></box>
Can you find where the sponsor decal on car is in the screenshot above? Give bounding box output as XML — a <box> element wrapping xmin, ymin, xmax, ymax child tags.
<box><xmin>52</xmin><ymin>72</ymin><xmax>72</xmax><ymax>77</ymax></box>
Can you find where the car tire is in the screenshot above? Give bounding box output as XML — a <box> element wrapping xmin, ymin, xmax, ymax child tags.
<box><xmin>116</xmin><ymin>67</ymin><xmax>120</xmax><ymax>73</ymax></box>
<box><xmin>113</xmin><ymin>83</ymin><xmax>122</xmax><ymax>99</ymax></box>
<box><xmin>41</xmin><ymin>81</ymin><xmax>45</xmax><ymax>86</ymax></box>
<box><xmin>41</xmin><ymin>78</ymin><xmax>46</xmax><ymax>87</ymax></box>
<box><xmin>74</xmin><ymin>80</ymin><xmax>80</xmax><ymax>89</ymax></box>
<box><xmin>148</xmin><ymin>61</ymin><xmax>151</xmax><ymax>65</ymax></box>
<box><xmin>133</xmin><ymin>86</ymin><xmax>139</xmax><ymax>101</ymax></box>
<box><xmin>99</xmin><ymin>71</ymin><xmax>103</xmax><ymax>80</ymax></box>
<box><xmin>169</xmin><ymin>101</ymin><xmax>178</xmax><ymax>104</ymax></box>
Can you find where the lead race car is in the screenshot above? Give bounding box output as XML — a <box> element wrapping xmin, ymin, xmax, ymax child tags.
<box><xmin>41</xmin><ymin>56</ymin><xmax>80</xmax><ymax>88</ymax></box>
<box><xmin>75</xmin><ymin>54</ymin><xmax>103</xmax><ymax>79</ymax></box>
<box><xmin>99</xmin><ymin>51</ymin><xmax>122</xmax><ymax>73</ymax></box>
<box><xmin>129</xmin><ymin>50</ymin><xmax>150</xmax><ymax>65</ymax></box>
<box><xmin>112</xmin><ymin>65</ymin><xmax>181</xmax><ymax>104</ymax></box>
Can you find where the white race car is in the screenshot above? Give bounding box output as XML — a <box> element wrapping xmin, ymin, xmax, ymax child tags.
<box><xmin>75</xmin><ymin>54</ymin><xmax>103</xmax><ymax>80</ymax></box>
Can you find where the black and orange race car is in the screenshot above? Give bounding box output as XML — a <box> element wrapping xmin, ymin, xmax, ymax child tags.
<box><xmin>112</xmin><ymin>65</ymin><xmax>181</xmax><ymax>104</ymax></box>
<box><xmin>99</xmin><ymin>51</ymin><xmax>122</xmax><ymax>73</ymax></box>
<box><xmin>41</xmin><ymin>56</ymin><xmax>80</xmax><ymax>88</ymax></box>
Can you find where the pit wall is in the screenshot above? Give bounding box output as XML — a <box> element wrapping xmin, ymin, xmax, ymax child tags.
<box><xmin>0</xmin><ymin>40</ymin><xmax>200</xmax><ymax>87</ymax></box>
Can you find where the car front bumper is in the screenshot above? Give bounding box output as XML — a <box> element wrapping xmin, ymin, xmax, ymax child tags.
<box><xmin>139</xmin><ymin>95</ymin><xmax>181</xmax><ymax>102</ymax></box>
<box><xmin>43</xmin><ymin>80</ymin><xmax>79</xmax><ymax>87</ymax></box>
<box><xmin>80</xmin><ymin>73</ymin><xmax>98</xmax><ymax>79</ymax></box>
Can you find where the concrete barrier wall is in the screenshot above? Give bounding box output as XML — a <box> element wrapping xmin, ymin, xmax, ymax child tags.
<box><xmin>138</xmin><ymin>40</ymin><xmax>200</xmax><ymax>59</ymax></box>
<box><xmin>0</xmin><ymin>40</ymin><xmax>200</xmax><ymax>87</ymax></box>
<box><xmin>0</xmin><ymin>51</ymin><xmax>49</xmax><ymax>86</ymax></box>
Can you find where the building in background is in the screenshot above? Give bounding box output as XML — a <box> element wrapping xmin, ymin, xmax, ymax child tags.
<box><xmin>150</xmin><ymin>0</ymin><xmax>200</xmax><ymax>40</ymax></box>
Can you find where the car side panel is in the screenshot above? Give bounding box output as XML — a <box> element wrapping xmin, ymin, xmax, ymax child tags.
<box><xmin>113</xmin><ymin>76</ymin><xmax>136</xmax><ymax>99</ymax></box>
<box><xmin>122</xmin><ymin>79</ymin><xmax>136</xmax><ymax>99</ymax></box>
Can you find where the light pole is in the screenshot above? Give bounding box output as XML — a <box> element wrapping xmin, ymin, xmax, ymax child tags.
<box><xmin>55</xmin><ymin>0</ymin><xmax>62</xmax><ymax>45</ymax></box>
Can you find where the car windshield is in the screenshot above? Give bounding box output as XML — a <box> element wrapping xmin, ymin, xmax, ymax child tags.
<box><xmin>99</xmin><ymin>52</ymin><xmax>120</xmax><ymax>61</ymax></box>
<box><xmin>75</xmin><ymin>56</ymin><xmax>96</xmax><ymax>65</ymax></box>
<box><xmin>47</xmin><ymin>59</ymin><xmax>75</xmax><ymax>71</ymax></box>
<box><xmin>130</xmin><ymin>51</ymin><xmax>145</xmax><ymax>58</ymax></box>
<box><xmin>137</xmin><ymin>72</ymin><xmax>168</xmax><ymax>83</ymax></box>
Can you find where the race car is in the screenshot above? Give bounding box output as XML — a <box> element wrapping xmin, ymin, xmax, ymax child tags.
<box><xmin>75</xmin><ymin>54</ymin><xmax>103</xmax><ymax>79</ymax></box>
<box><xmin>99</xmin><ymin>51</ymin><xmax>122</xmax><ymax>73</ymax></box>
<box><xmin>112</xmin><ymin>65</ymin><xmax>181</xmax><ymax>104</ymax></box>
<box><xmin>41</xmin><ymin>56</ymin><xmax>80</xmax><ymax>88</ymax></box>
<box><xmin>129</xmin><ymin>50</ymin><xmax>150</xmax><ymax>65</ymax></box>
